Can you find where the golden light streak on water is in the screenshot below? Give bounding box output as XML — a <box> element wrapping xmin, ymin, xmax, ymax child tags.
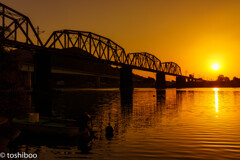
<box><xmin>214</xmin><ymin>88</ymin><xmax>219</xmax><ymax>114</ymax></box>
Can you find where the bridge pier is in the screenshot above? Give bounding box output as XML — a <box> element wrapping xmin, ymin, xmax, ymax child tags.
<box><xmin>23</xmin><ymin>71</ymin><xmax>31</xmax><ymax>90</ymax></box>
<box><xmin>176</xmin><ymin>76</ymin><xmax>186</xmax><ymax>88</ymax></box>
<box><xmin>120</xmin><ymin>66</ymin><xmax>133</xmax><ymax>95</ymax></box>
<box><xmin>33</xmin><ymin>51</ymin><xmax>52</xmax><ymax>116</ymax></box>
<box><xmin>96</xmin><ymin>76</ymin><xmax>101</xmax><ymax>88</ymax></box>
<box><xmin>156</xmin><ymin>72</ymin><xmax>166</xmax><ymax>89</ymax></box>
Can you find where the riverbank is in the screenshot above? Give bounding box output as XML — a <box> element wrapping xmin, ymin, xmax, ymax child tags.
<box><xmin>0</xmin><ymin>117</ymin><xmax>21</xmax><ymax>153</ymax></box>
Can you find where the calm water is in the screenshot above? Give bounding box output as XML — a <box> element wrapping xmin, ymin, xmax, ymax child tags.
<box><xmin>15</xmin><ymin>88</ymin><xmax>240</xmax><ymax>159</ymax></box>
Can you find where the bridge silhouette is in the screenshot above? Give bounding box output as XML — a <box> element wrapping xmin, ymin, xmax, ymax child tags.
<box><xmin>0</xmin><ymin>2</ymin><xmax>198</xmax><ymax>91</ymax></box>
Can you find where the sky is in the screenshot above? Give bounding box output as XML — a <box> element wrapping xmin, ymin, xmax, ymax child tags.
<box><xmin>2</xmin><ymin>0</ymin><xmax>240</xmax><ymax>80</ymax></box>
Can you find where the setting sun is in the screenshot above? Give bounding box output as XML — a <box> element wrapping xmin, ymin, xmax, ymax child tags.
<box><xmin>211</xmin><ymin>64</ymin><xmax>220</xmax><ymax>71</ymax></box>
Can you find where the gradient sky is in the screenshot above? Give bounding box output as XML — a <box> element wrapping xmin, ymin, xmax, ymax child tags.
<box><xmin>2</xmin><ymin>0</ymin><xmax>240</xmax><ymax>80</ymax></box>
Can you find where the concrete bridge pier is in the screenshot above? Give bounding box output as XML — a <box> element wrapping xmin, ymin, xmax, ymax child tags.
<box><xmin>33</xmin><ymin>51</ymin><xmax>52</xmax><ymax>116</ymax></box>
<box><xmin>96</xmin><ymin>76</ymin><xmax>101</xmax><ymax>88</ymax></box>
<box><xmin>23</xmin><ymin>71</ymin><xmax>32</xmax><ymax>108</ymax></box>
<box><xmin>156</xmin><ymin>72</ymin><xmax>166</xmax><ymax>89</ymax></box>
<box><xmin>23</xmin><ymin>71</ymin><xmax>31</xmax><ymax>90</ymax></box>
<box><xmin>120</xmin><ymin>66</ymin><xmax>133</xmax><ymax>91</ymax></box>
<box><xmin>120</xmin><ymin>66</ymin><xmax>133</xmax><ymax>100</ymax></box>
<box><xmin>176</xmin><ymin>76</ymin><xmax>186</xmax><ymax>88</ymax></box>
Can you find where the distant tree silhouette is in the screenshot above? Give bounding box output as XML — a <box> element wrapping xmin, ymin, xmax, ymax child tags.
<box><xmin>224</xmin><ymin>76</ymin><xmax>230</xmax><ymax>82</ymax></box>
<box><xmin>232</xmin><ymin>77</ymin><xmax>240</xmax><ymax>87</ymax></box>
<box><xmin>233</xmin><ymin>77</ymin><xmax>240</xmax><ymax>81</ymax></box>
<box><xmin>217</xmin><ymin>75</ymin><xmax>230</xmax><ymax>82</ymax></box>
<box><xmin>217</xmin><ymin>75</ymin><xmax>225</xmax><ymax>81</ymax></box>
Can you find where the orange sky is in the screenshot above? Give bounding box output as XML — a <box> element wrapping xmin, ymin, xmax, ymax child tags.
<box><xmin>2</xmin><ymin>0</ymin><xmax>240</xmax><ymax>80</ymax></box>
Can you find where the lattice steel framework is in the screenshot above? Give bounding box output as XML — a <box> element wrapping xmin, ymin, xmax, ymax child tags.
<box><xmin>0</xmin><ymin>3</ymin><xmax>43</xmax><ymax>47</ymax></box>
<box><xmin>44</xmin><ymin>30</ymin><xmax>128</xmax><ymax>64</ymax></box>
<box><xmin>127</xmin><ymin>52</ymin><xmax>162</xmax><ymax>71</ymax></box>
<box><xmin>0</xmin><ymin>2</ymin><xmax>183</xmax><ymax>77</ymax></box>
<box><xmin>126</xmin><ymin>52</ymin><xmax>182</xmax><ymax>75</ymax></box>
<box><xmin>161</xmin><ymin>62</ymin><xmax>182</xmax><ymax>75</ymax></box>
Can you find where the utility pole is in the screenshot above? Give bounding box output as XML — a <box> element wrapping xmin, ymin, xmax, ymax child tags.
<box><xmin>36</xmin><ymin>26</ymin><xmax>45</xmax><ymax>46</ymax></box>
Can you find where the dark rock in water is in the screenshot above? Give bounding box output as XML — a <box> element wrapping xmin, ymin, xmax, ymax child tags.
<box><xmin>105</xmin><ymin>125</ymin><xmax>113</xmax><ymax>138</ymax></box>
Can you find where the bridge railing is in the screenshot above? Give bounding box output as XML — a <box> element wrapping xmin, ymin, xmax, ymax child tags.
<box><xmin>0</xmin><ymin>3</ymin><xmax>43</xmax><ymax>47</ymax></box>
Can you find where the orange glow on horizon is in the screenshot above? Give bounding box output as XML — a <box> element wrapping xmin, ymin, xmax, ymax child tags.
<box><xmin>2</xmin><ymin>0</ymin><xmax>240</xmax><ymax>79</ymax></box>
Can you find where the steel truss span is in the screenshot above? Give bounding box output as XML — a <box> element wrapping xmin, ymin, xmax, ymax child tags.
<box><xmin>0</xmin><ymin>2</ymin><xmax>182</xmax><ymax>76</ymax></box>
<box><xmin>161</xmin><ymin>62</ymin><xmax>182</xmax><ymax>75</ymax></box>
<box><xmin>44</xmin><ymin>30</ymin><xmax>128</xmax><ymax>65</ymax></box>
<box><xmin>127</xmin><ymin>52</ymin><xmax>162</xmax><ymax>72</ymax></box>
<box><xmin>0</xmin><ymin>2</ymin><xmax>43</xmax><ymax>47</ymax></box>
<box><xmin>127</xmin><ymin>53</ymin><xmax>182</xmax><ymax>75</ymax></box>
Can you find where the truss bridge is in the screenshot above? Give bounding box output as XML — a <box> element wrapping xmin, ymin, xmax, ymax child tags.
<box><xmin>0</xmin><ymin>2</ymin><xmax>198</xmax><ymax>91</ymax></box>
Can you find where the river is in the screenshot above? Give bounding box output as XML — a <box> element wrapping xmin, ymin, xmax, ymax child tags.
<box><xmin>14</xmin><ymin>88</ymin><xmax>240</xmax><ymax>159</ymax></box>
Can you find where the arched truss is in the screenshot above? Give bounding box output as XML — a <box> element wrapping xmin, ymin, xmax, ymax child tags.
<box><xmin>44</xmin><ymin>30</ymin><xmax>128</xmax><ymax>64</ymax></box>
<box><xmin>126</xmin><ymin>53</ymin><xmax>182</xmax><ymax>75</ymax></box>
<box><xmin>126</xmin><ymin>52</ymin><xmax>162</xmax><ymax>71</ymax></box>
<box><xmin>0</xmin><ymin>3</ymin><xmax>43</xmax><ymax>46</ymax></box>
<box><xmin>0</xmin><ymin>2</ymin><xmax>183</xmax><ymax>77</ymax></box>
<box><xmin>161</xmin><ymin>62</ymin><xmax>182</xmax><ymax>75</ymax></box>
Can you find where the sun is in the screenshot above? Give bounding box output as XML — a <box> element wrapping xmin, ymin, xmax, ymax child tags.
<box><xmin>211</xmin><ymin>63</ymin><xmax>220</xmax><ymax>70</ymax></box>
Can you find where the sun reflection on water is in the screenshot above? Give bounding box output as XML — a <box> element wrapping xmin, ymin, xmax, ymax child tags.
<box><xmin>213</xmin><ymin>88</ymin><xmax>219</xmax><ymax>115</ymax></box>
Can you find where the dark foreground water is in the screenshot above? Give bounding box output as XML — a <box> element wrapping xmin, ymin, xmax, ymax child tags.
<box><xmin>15</xmin><ymin>88</ymin><xmax>240</xmax><ymax>159</ymax></box>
